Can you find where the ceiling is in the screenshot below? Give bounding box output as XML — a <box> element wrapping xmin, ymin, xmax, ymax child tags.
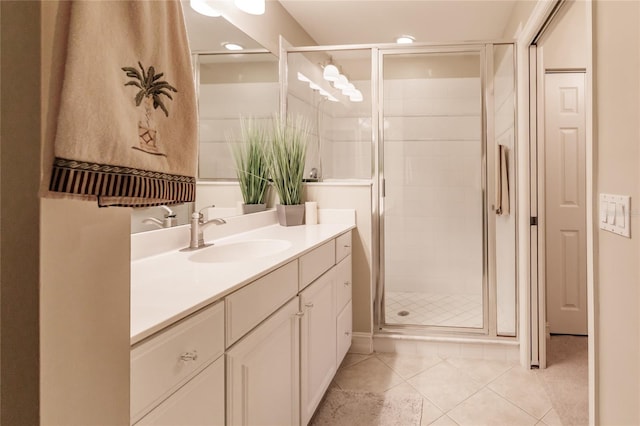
<box><xmin>278</xmin><ymin>0</ymin><xmax>521</xmax><ymax>46</ymax></box>
<box><xmin>183</xmin><ymin>0</ymin><xmax>524</xmax><ymax>54</ymax></box>
<box><xmin>182</xmin><ymin>0</ymin><xmax>265</xmax><ymax>52</ymax></box>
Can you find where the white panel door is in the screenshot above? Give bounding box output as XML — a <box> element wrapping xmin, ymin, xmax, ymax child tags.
<box><xmin>544</xmin><ymin>72</ymin><xmax>587</xmax><ymax>335</ymax></box>
<box><xmin>300</xmin><ymin>269</ymin><xmax>336</xmax><ymax>426</ymax></box>
<box><xmin>226</xmin><ymin>297</ymin><xmax>300</xmax><ymax>426</ymax></box>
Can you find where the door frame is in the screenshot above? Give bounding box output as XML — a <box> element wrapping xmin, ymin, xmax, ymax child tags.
<box><xmin>526</xmin><ymin>1</ymin><xmax>596</xmax><ymax>424</ymax></box>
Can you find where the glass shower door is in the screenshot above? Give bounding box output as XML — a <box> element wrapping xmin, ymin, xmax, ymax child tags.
<box><xmin>380</xmin><ymin>49</ymin><xmax>486</xmax><ymax>330</ymax></box>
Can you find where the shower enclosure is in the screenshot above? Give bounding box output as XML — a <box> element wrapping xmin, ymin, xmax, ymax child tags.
<box><xmin>284</xmin><ymin>43</ymin><xmax>516</xmax><ymax>339</ymax></box>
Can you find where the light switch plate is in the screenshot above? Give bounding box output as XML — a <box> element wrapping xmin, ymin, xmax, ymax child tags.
<box><xmin>599</xmin><ymin>193</ymin><xmax>631</xmax><ymax>238</ymax></box>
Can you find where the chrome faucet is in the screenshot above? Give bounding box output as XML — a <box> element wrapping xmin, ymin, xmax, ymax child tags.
<box><xmin>183</xmin><ymin>205</ymin><xmax>226</xmax><ymax>250</ymax></box>
<box><xmin>142</xmin><ymin>205</ymin><xmax>177</xmax><ymax>229</ymax></box>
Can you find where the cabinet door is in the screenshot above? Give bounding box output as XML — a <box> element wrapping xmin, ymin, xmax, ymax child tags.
<box><xmin>336</xmin><ymin>302</ymin><xmax>352</xmax><ymax>368</ymax></box>
<box><xmin>227</xmin><ymin>297</ymin><xmax>300</xmax><ymax>426</ymax></box>
<box><xmin>136</xmin><ymin>356</ymin><xmax>225</xmax><ymax>426</ymax></box>
<box><xmin>300</xmin><ymin>269</ymin><xmax>337</xmax><ymax>425</ymax></box>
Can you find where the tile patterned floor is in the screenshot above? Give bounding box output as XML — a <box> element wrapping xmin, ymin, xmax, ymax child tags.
<box><xmin>323</xmin><ymin>336</ymin><xmax>588</xmax><ymax>425</ymax></box>
<box><xmin>385</xmin><ymin>291</ymin><xmax>483</xmax><ymax>328</ymax></box>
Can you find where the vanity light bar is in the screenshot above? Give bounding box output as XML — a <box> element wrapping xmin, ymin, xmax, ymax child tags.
<box><xmin>297</xmin><ymin>72</ymin><xmax>339</xmax><ymax>102</ymax></box>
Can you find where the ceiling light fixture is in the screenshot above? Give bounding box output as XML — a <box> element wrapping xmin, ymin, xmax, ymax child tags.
<box><xmin>189</xmin><ymin>0</ymin><xmax>222</xmax><ymax>17</ymax></box>
<box><xmin>333</xmin><ymin>74</ymin><xmax>349</xmax><ymax>90</ymax></box>
<box><xmin>322</xmin><ymin>64</ymin><xmax>340</xmax><ymax>82</ymax></box>
<box><xmin>349</xmin><ymin>90</ymin><xmax>364</xmax><ymax>103</ymax></box>
<box><xmin>223</xmin><ymin>42</ymin><xmax>244</xmax><ymax>51</ymax></box>
<box><xmin>234</xmin><ymin>0</ymin><xmax>265</xmax><ymax>15</ymax></box>
<box><xmin>396</xmin><ymin>35</ymin><xmax>415</xmax><ymax>44</ymax></box>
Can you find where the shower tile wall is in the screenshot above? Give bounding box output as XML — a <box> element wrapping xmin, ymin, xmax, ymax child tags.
<box><xmin>198</xmin><ymin>82</ymin><xmax>279</xmax><ymax>179</ymax></box>
<box><xmin>288</xmin><ymin>82</ymin><xmax>372</xmax><ymax>180</ymax></box>
<box><xmin>384</xmin><ymin>78</ymin><xmax>483</xmax><ymax>302</ymax></box>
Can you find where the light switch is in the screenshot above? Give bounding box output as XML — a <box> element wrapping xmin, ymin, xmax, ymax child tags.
<box><xmin>606</xmin><ymin>202</ymin><xmax>616</xmax><ymax>225</ymax></box>
<box><xmin>599</xmin><ymin>193</ymin><xmax>631</xmax><ymax>238</ymax></box>
<box><xmin>616</xmin><ymin>203</ymin><xmax>625</xmax><ymax>227</ymax></box>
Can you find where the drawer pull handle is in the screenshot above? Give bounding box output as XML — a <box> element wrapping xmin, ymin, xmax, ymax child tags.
<box><xmin>295</xmin><ymin>312</ymin><xmax>305</xmax><ymax>318</ymax></box>
<box><xmin>343</xmin><ymin>245</ymin><xmax>351</xmax><ymax>248</ymax></box>
<box><xmin>180</xmin><ymin>351</ymin><xmax>198</xmax><ymax>362</ymax></box>
<box><xmin>344</xmin><ymin>281</ymin><xmax>351</xmax><ymax>287</ymax></box>
<box><xmin>305</xmin><ymin>303</ymin><xmax>314</xmax><ymax>308</ymax></box>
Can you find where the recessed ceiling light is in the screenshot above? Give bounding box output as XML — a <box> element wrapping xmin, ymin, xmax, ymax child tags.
<box><xmin>234</xmin><ymin>0</ymin><xmax>265</xmax><ymax>15</ymax></box>
<box><xmin>223</xmin><ymin>42</ymin><xmax>244</xmax><ymax>51</ymax></box>
<box><xmin>396</xmin><ymin>35</ymin><xmax>415</xmax><ymax>44</ymax></box>
<box><xmin>190</xmin><ymin>0</ymin><xmax>222</xmax><ymax>17</ymax></box>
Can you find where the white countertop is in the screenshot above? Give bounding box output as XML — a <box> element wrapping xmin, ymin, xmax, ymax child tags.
<box><xmin>131</xmin><ymin>221</ymin><xmax>355</xmax><ymax>345</ymax></box>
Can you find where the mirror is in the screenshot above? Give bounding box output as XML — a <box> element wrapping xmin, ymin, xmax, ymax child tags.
<box><xmin>131</xmin><ymin>2</ymin><xmax>278</xmax><ymax>233</ymax></box>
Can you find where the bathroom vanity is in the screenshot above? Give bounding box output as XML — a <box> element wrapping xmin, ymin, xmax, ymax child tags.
<box><xmin>130</xmin><ymin>212</ymin><xmax>354</xmax><ymax>425</ymax></box>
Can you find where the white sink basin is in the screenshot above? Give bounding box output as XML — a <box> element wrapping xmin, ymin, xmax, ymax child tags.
<box><xmin>188</xmin><ymin>239</ymin><xmax>292</xmax><ymax>263</ymax></box>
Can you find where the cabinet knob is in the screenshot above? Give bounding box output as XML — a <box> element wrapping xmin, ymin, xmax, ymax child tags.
<box><xmin>345</xmin><ymin>331</ymin><xmax>351</xmax><ymax>336</ymax></box>
<box><xmin>295</xmin><ymin>311</ymin><xmax>305</xmax><ymax>318</ymax></box>
<box><xmin>305</xmin><ymin>302</ymin><xmax>314</xmax><ymax>308</ymax></box>
<box><xmin>180</xmin><ymin>351</ymin><xmax>198</xmax><ymax>362</ymax></box>
<box><xmin>344</xmin><ymin>281</ymin><xmax>351</xmax><ymax>287</ymax></box>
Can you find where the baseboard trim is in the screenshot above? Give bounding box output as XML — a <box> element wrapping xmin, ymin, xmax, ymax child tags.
<box><xmin>348</xmin><ymin>332</ymin><xmax>373</xmax><ymax>354</ymax></box>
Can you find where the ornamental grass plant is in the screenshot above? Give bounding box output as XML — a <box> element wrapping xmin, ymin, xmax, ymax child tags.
<box><xmin>268</xmin><ymin>115</ymin><xmax>310</xmax><ymax>206</ymax></box>
<box><xmin>230</xmin><ymin>118</ymin><xmax>270</xmax><ymax>205</ymax></box>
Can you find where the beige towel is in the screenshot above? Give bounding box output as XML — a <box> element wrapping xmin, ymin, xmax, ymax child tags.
<box><xmin>495</xmin><ymin>144</ymin><xmax>510</xmax><ymax>216</ymax></box>
<box><xmin>45</xmin><ymin>0</ymin><xmax>197</xmax><ymax>207</ymax></box>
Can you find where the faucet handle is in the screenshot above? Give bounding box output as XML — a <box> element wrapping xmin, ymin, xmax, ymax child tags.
<box><xmin>197</xmin><ymin>205</ymin><xmax>215</xmax><ymax>221</ymax></box>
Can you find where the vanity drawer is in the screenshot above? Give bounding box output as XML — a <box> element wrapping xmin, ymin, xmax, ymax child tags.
<box><xmin>335</xmin><ymin>255</ymin><xmax>352</xmax><ymax>312</ymax></box>
<box><xmin>131</xmin><ymin>301</ymin><xmax>224</xmax><ymax>423</ymax></box>
<box><xmin>335</xmin><ymin>231</ymin><xmax>352</xmax><ymax>263</ymax></box>
<box><xmin>225</xmin><ymin>260</ymin><xmax>298</xmax><ymax>347</ymax></box>
<box><xmin>299</xmin><ymin>240</ymin><xmax>336</xmax><ymax>291</ymax></box>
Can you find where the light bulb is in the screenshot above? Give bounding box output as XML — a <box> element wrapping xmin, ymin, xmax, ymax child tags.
<box><xmin>234</xmin><ymin>0</ymin><xmax>265</xmax><ymax>15</ymax></box>
<box><xmin>396</xmin><ymin>35</ymin><xmax>415</xmax><ymax>44</ymax></box>
<box><xmin>190</xmin><ymin>0</ymin><xmax>222</xmax><ymax>17</ymax></box>
<box><xmin>223</xmin><ymin>42</ymin><xmax>244</xmax><ymax>51</ymax></box>
<box><xmin>342</xmin><ymin>83</ymin><xmax>357</xmax><ymax>96</ymax></box>
<box><xmin>349</xmin><ymin>90</ymin><xmax>364</xmax><ymax>102</ymax></box>
<box><xmin>323</xmin><ymin>64</ymin><xmax>340</xmax><ymax>82</ymax></box>
<box><xmin>333</xmin><ymin>74</ymin><xmax>349</xmax><ymax>90</ymax></box>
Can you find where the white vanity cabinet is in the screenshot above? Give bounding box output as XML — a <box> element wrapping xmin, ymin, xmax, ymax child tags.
<box><xmin>300</xmin><ymin>268</ymin><xmax>337</xmax><ymax>425</ymax></box>
<box><xmin>226</xmin><ymin>296</ymin><xmax>301</xmax><ymax>426</ymax></box>
<box><xmin>132</xmin><ymin>228</ymin><xmax>354</xmax><ymax>426</ymax></box>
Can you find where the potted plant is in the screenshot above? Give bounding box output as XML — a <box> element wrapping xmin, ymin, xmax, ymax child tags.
<box><xmin>230</xmin><ymin>118</ymin><xmax>270</xmax><ymax>214</ymax></box>
<box><xmin>268</xmin><ymin>115</ymin><xmax>309</xmax><ymax>226</ymax></box>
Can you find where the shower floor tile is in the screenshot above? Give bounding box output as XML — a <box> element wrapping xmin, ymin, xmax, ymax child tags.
<box><xmin>385</xmin><ymin>291</ymin><xmax>483</xmax><ymax>328</ymax></box>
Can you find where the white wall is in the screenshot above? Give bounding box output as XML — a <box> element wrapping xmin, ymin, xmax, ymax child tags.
<box><xmin>540</xmin><ymin>0</ymin><xmax>588</xmax><ymax>70</ymax></box>
<box><xmin>593</xmin><ymin>1</ymin><xmax>640</xmax><ymax>423</ymax></box>
<box><xmin>304</xmin><ymin>184</ymin><xmax>373</xmax><ymax>334</ymax></box>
